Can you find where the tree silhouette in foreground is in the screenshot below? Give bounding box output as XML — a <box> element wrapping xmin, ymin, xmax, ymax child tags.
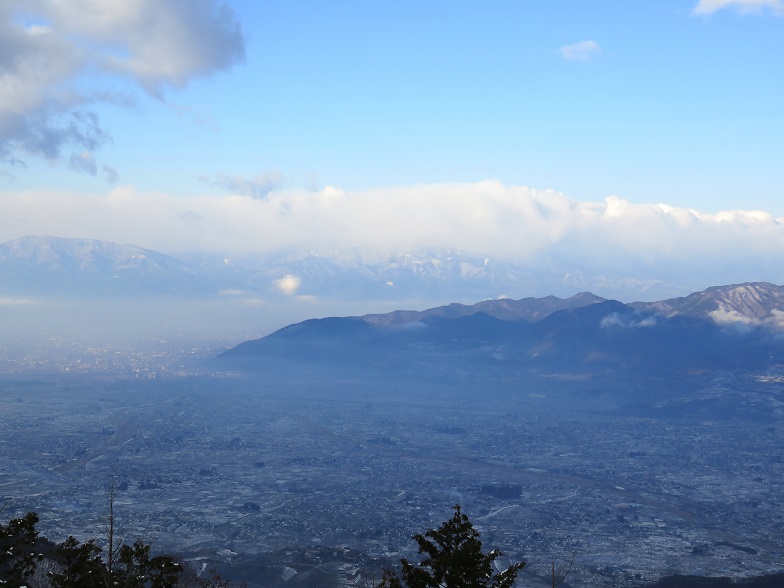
<box><xmin>45</xmin><ymin>484</ymin><xmax>182</xmax><ymax>588</ymax></box>
<box><xmin>47</xmin><ymin>535</ymin><xmax>181</xmax><ymax>587</ymax></box>
<box><xmin>0</xmin><ymin>507</ymin><xmax>181</xmax><ymax>588</ymax></box>
<box><xmin>0</xmin><ymin>511</ymin><xmax>41</xmax><ymax>587</ymax></box>
<box><xmin>378</xmin><ymin>505</ymin><xmax>525</xmax><ymax>588</ymax></box>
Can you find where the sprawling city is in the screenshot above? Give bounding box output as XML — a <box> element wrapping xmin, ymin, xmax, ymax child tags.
<box><xmin>1</xmin><ymin>334</ymin><xmax>782</xmax><ymax>587</ymax></box>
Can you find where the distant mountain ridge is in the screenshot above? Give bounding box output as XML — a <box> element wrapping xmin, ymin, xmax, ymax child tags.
<box><xmin>219</xmin><ymin>282</ymin><xmax>784</xmax><ymax>378</ymax></box>
<box><xmin>3</xmin><ymin>237</ymin><xmax>784</xmax><ymax>321</ymax></box>
<box><xmin>635</xmin><ymin>282</ymin><xmax>784</xmax><ymax>326</ymax></box>
<box><xmin>363</xmin><ymin>282</ymin><xmax>784</xmax><ymax>327</ymax></box>
<box><xmin>0</xmin><ymin>236</ymin><xmax>562</xmax><ymax>300</ymax></box>
<box><xmin>0</xmin><ymin>236</ymin><xmax>207</xmax><ymax>296</ymax></box>
<box><xmin>362</xmin><ymin>292</ymin><xmax>607</xmax><ymax>327</ymax></box>
<box><xmin>0</xmin><ymin>236</ymin><xmax>691</xmax><ymax>301</ymax></box>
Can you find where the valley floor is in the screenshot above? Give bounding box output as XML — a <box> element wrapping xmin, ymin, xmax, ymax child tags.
<box><xmin>0</xmin><ymin>368</ymin><xmax>782</xmax><ymax>587</ymax></box>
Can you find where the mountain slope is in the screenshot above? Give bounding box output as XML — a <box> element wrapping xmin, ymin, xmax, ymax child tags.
<box><xmin>363</xmin><ymin>292</ymin><xmax>606</xmax><ymax>327</ymax></box>
<box><xmin>0</xmin><ymin>236</ymin><xmax>210</xmax><ymax>296</ymax></box>
<box><xmin>218</xmin><ymin>284</ymin><xmax>784</xmax><ymax>378</ymax></box>
<box><xmin>4</xmin><ymin>236</ymin><xmax>784</xmax><ymax>324</ymax></box>
<box><xmin>635</xmin><ymin>282</ymin><xmax>784</xmax><ymax>326</ymax></box>
<box><xmin>0</xmin><ymin>237</ymin><xmax>684</xmax><ymax>302</ymax></box>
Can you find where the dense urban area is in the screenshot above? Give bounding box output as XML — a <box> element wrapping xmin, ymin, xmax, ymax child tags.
<box><xmin>1</xmin><ymin>341</ymin><xmax>782</xmax><ymax>587</ymax></box>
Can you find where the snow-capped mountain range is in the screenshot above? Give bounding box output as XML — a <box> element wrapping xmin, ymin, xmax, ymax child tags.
<box><xmin>0</xmin><ymin>236</ymin><xmax>641</xmax><ymax>300</ymax></box>
<box><xmin>0</xmin><ymin>236</ymin><xmax>205</xmax><ymax>296</ymax></box>
<box><xmin>2</xmin><ymin>237</ymin><xmax>784</xmax><ymax>332</ymax></box>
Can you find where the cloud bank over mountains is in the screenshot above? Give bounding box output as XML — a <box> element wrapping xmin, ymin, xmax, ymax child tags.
<box><xmin>1</xmin><ymin>1</ymin><xmax>781</xmax><ymax>305</ymax></box>
<box><xmin>1</xmin><ymin>180</ymin><xmax>782</xmax><ymax>296</ymax></box>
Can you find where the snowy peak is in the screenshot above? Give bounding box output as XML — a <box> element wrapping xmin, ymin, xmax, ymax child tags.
<box><xmin>636</xmin><ymin>282</ymin><xmax>784</xmax><ymax>326</ymax></box>
<box><xmin>2</xmin><ymin>237</ymin><xmax>783</xmax><ymax>325</ymax></box>
<box><xmin>0</xmin><ymin>236</ymin><xmax>206</xmax><ymax>296</ymax></box>
<box><xmin>3</xmin><ymin>236</ymin><xmax>158</xmax><ymax>271</ymax></box>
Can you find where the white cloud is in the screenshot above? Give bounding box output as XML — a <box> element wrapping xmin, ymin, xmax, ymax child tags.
<box><xmin>693</xmin><ymin>0</ymin><xmax>784</xmax><ymax>14</ymax></box>
<box><xmin>0</xmin><ymin>0</ymin><xmax>244</xmax><ymax>171</ymax></box>
<box><xmin>709</xmin><ymin>307</ymin><xmax>759</xmax><ymax>325</ymax></box>
<box><xmin>274</xmin><ymin>275</ymin><xmax>301</xmax><ymax>296</ymax></box>
<box><xmin>0</xmin><ymin>298</ymin><xmax>36</xmax><ymax>306</ymax></box>
<box><xmin>600</xmin><ymin>313</ymin><xmax>657</xmax><ymax>329</ymax></box>
<box><xmin>771</xmin><ymin>309</ymin><xmax>784</xmax><ymax>329</ymax></box>
<box><xmin>560</xmin><ymin>40</ymin><xmax>600</xmax><ymax>62</ymax></box>
<box><xmin>709</xmin><ymin>306</ymin><xmax>784</xmax><ymax>329</ymax></box>
<box><xmin>47</xmin><ymin>0</ymin><xmax>246</xmax><ymax>95</ymax></box>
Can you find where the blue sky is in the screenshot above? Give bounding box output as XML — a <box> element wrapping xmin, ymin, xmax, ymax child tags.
<box><xmin>4</xmin><ymin>0</ymin><xmax>783</xmax><ymax>211</ymax></box>
<box><xmin>1</xmin><ymin>0</ymin><xmax>784</xmax><ymax>300</ymax></box>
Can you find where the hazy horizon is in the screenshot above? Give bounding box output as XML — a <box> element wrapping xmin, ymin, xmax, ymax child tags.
<box><xmin>2</xmin><ymin>1</ymin><xmax>784</xmax><ymax>353</ymax></box>
<box><xmin>2</xmin><ymin>1</ymin><xmax>784</xmax><ymax>322</ymax></box>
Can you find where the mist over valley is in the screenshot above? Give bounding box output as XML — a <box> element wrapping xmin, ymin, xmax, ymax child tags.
<box><xmin>2</xmin><ymin>246</ymin><xmax>783</xmax><ymax>587</ymax></box>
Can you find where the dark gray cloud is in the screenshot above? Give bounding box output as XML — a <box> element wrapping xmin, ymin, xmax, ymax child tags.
<box><xmin>68</xmin><ymin>150</ymin><xmax>97</xmax><ymax>175</ymax></box>
<box><xmin>204</xmin><ymin>171</ymin><xmax>284</xmax><ymax>199</ymax></box>
<box><xmin>0</xmin><ymin>0</ymin><xmax>245</xmax><ymax>177</ymax></box>
<box><xmin>101</xmin><ymin>164</ymin><xmax>119</xmax><ymax>184</ymax></box>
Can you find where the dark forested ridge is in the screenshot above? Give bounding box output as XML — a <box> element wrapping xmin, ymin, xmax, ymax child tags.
<box><xmin>218</xmin><ymin>283</ymin><xmax>784</xmax><ymax>377</ymax></box>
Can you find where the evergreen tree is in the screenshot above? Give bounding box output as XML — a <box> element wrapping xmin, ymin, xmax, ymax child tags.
<box><xmin>0</xmin><ymin>509</ymin><xmax>181</xmax><ymax>588</ymax></box>
<box><xmin>51</xmin><ymin>536</ymin><xmax>180</xmax><ymax>588</ymax></box>
<box><xmin>0</xmin><ymin>511</ymin><xmax>42</xmax><ymax>588</ymax></box>
<box><xmin>379</xmin><ymin>505</ymin><xmax>525</xmax><ymax>588</ymax></box>
<box><xmin>49</xmin><ymin>535</ymin><xmax>104</xmax><ymax>587</ymax></box>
